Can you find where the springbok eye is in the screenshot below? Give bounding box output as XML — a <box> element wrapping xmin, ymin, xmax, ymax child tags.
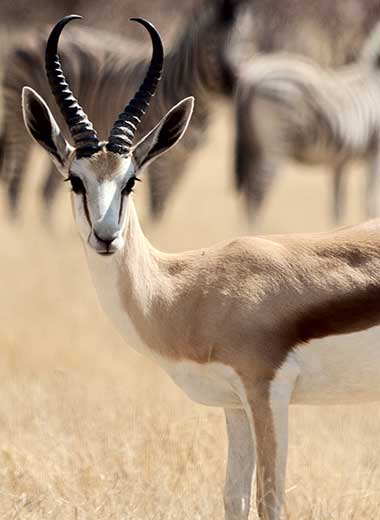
<box><xmin>68</xmin><ymin>175</ymin><xmax>85</xmax><ymax>194</ymax></box>
<box><xmin>122</xmin><ymin>176</ymin><xmax>136</xmax><ymax>196</ymax></box>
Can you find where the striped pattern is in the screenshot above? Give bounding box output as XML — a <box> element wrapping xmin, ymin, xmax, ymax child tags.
<box><xmin>235</xmin><ymin>23</ymin><xmax>380</xmax><ymax>221</ymax></box>
<box><xmin>1</xmin><ymin>0</ymin><xmax>241</xmax><ymax>217</ymax></box>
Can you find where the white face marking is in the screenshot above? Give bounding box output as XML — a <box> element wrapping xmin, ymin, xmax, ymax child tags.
<box><xmin>69</xmin><ymin>154</ymin><xmax>135</xmax><ymax>255</ymax></box>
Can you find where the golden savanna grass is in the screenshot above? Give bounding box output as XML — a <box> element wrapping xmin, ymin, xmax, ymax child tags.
<box><xmin>2</xmin><ymin>106</ymin><xmax>380</xmax><ymax>519</ymax></box>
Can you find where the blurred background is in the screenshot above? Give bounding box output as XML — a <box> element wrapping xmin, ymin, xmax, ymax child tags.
<box><xmin>1</xmin><ymin>1</ymin><xmax>380</xmax><ymax>518</ymax></box>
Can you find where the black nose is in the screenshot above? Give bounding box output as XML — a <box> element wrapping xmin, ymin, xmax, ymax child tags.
<box><xmin>93</xmin><ymin>230</ymin><xmax>117</xmax><ymax>247</ymax></box>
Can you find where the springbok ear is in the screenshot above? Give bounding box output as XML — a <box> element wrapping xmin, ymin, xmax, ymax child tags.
<box><xmin>22</xmin><ymin>86</ymin><xmax>72</xmax><ymax>174</ymax></box>
<box><xmin>132</xmin><ymin>97</ymin><xmax>194</xmax><ymax>171</ymax></box>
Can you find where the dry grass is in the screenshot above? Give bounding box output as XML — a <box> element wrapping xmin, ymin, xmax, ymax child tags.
<box><xmin>1</xmin><ymin>107</ymin><xmax>380</xmax><ymax>519</ymax></box>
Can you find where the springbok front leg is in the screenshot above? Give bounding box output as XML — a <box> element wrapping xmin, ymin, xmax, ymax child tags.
<box><xmin>224</xmin><ymin>408</ymin><xmax>255</xmax><ymax>520</ymax></box>
<box><xmin>245</xmin><ymin>362</ymin><xmax>299</xmax><ymax>520</ymax></box>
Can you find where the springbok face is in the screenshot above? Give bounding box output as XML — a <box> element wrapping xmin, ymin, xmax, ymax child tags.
<box><xmin>22</xmin><ymin>15</ymin><xmax>194</xmax><ymax>255</ymax></box>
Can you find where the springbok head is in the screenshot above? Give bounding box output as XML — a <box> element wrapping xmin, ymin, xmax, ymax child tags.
<box><xmin>22</xmin><ymin>15</ymin><xmax>194</xmax><ymax>255</ymax></box>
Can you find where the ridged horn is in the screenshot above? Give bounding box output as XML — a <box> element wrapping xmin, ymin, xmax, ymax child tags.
<box><xmin>45</xmin><ymin>15</ymin><xmax>100</xmax><ymax>158</ymax></box>
<box><xmin>106</xmin><ymin>18</ymin><xmax>164</xmax><ymax>155</ymax></box>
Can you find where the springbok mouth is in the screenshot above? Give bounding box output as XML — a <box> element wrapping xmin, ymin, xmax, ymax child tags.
<box><xmin>97</xmin><ymin>251</ymin><xmax>116</xmax><ymax>257</ymax></box>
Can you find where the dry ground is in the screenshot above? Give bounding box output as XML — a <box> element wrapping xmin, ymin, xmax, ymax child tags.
<box><xmin>1</xmin><ymin>107</ymin><xmax>380</xmax><ymax>519</ymax></box>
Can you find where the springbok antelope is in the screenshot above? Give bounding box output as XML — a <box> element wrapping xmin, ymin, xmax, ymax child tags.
<box><xmin>22</xmin><ymin>15</ymin><xmax>380</xmax><ymax>520</ymax></box>
<box><xmin>234</xmin><ymin>22</ymin><xmax>380</xmax><ymax>223</ymax></box>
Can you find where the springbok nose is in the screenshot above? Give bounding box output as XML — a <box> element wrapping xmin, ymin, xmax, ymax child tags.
<box><xmin>93</xmin><ymin>230</ymin><xmax>118</xmax><ymax>247</ymax></box>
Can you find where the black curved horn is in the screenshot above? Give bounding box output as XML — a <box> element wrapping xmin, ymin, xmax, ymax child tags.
<box><xmin>45</xmin><ymin>15</ymin><xmax>100</xmax><ymax>157</ymax></box>
<box><xmin>107</xmin><ymin>18</ymin><xmax>164</xmax><ymax>155</ymax></box>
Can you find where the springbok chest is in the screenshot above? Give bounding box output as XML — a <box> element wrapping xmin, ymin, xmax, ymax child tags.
<box><xmin>101</xmin><ymin>291</ymin><xmax>244</xmax><ymax>407</ymax></box>
<box><xmin>100</xmin><ymin>294</ymin><xmax>244</xmax><ymax>406</ymax></box>
<box><xmin>89</xmin><ymin>258</ymin><xmax>245</xmax><ymax>407</ymax></box>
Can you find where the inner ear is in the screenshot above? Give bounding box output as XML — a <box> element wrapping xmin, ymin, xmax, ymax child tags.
<box><xmin>132</xmin><ymin>97</ymin><xmax>194</xmax><ymax>171</ymax></box>
<box><xmin>22</xmin><ymin>87</ymin><xmax>72</xmax><ymax>172</ymax></box>
<box><xmin>26</xmin><ymin>95</ymin><xmax>64</xmax><ymax>165</ymax></box>
<box><xmin>147</xmin><ymin>107</ymin><xmax>185</xmax><ymax>159</ymax></box>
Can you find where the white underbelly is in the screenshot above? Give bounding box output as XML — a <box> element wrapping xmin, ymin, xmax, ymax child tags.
<box><xmin>289</xmin><ymin>325</ymin><xmax>380</xmax><ymax>404</ymax></box>
<box><xmin>161</xmin><ymin>360</ymin><xmax>245</xmax><ymax>408</ymax></box>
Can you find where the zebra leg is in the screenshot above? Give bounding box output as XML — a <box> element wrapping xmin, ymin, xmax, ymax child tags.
<box><xmin>0</xmin><ymin>126</ymin><xmax>6</xmax><ymax>181</ymax></box>
<box><xmin>242</xmin><ymin>157</ymin><xmax>279</xmax><ymax>221</ymax></box>
<box><xmin>234</xmin><ymin>95</ymin><xmax>280</xmax><ymax>220</ymax></box>
<box><xmin>147</xmin><ymin>151</ymin><xmax>190</xmax><ymax>219</ymax></box>
<box><xmin>234</xmin><ymin>95</ymin><xmax>254</xmax><ymax>195</ymax></box>
<box><xmin>224</xmin><ymin>408</ymin><xmax>255</xmax><ymax>520</ymax></box>
<box><xmin>366</xmin><ymin>152</ymin><xmax>380</xmax><ymax>219</ymax></box>
<box><xmin>4</xmin><ymin>136</ymin><xmax>33</xmax><ymax>216</ymax></box>
<box><xmin>40</xmin><ymin>162</ymin><xmax>63</xmax><ymax>212</ymax></box>
<box><xmin>235</xmin><ymin>119</ymin><xmax>279</xmax><ymax>219</ymax></box>
<box><xmin>332</xmin><ymin>162</ymin><xmax>346</xmax><ymax>223</ymax></box>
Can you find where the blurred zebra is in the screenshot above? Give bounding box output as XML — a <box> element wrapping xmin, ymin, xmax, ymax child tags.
<box><xmin>247</xmin><ymin>0</ymin><xmax>380</xmax><ymax>66</ymax></box>
<box><xmin>1</xmin><ymin>0</ymin><xmax>245</xmax><ymax>217</ymax></box>
<box><xmin>235</xmin><ymin>22</ymin><xmax>380</xmax><ymax>222</ymax></box>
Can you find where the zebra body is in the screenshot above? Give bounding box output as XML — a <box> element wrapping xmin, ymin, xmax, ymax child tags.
<box><xmin>1</xmin><ymin>0</ymin><xmax>242</xmax><ymax>217</ymax></box>
<box><xmin>235</xmin><ymin>26</ymin><xmax>380</xmax><ymax>222</ymax></box>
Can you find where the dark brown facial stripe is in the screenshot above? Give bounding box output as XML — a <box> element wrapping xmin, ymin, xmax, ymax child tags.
<box><xmin>292</xmin><ymin>283</ymin><xmax>380</xmax><ymax>345</ymax></box>
<box><xmin>82</xmin><ymin>191</ymin><xmax>92</xmax><ymax>230</ymax></box>
<box><xmin>118</xmin><ymin>195</ymin><xmax>124</xmax><ymax>224</ymax></box>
